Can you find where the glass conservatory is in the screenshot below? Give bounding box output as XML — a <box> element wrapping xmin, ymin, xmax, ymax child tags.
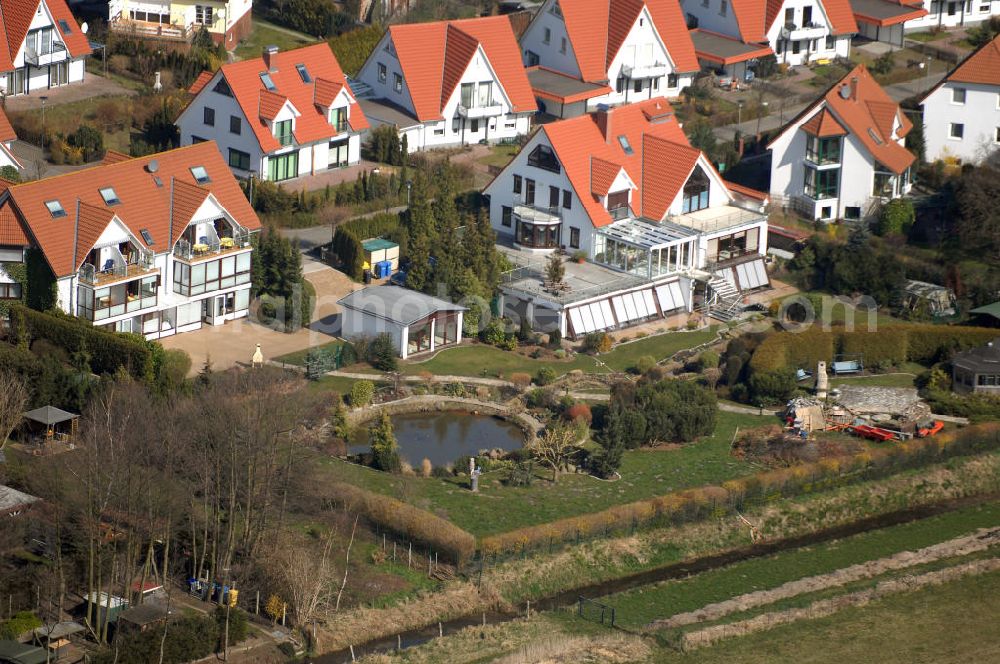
<box><xmin>593</xmin><ymin>218</ymin><xmax>699</xmax><ymax>279</ymax></box>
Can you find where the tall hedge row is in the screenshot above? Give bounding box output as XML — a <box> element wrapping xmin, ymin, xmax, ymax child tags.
<box><xmin>9</xmin><ymin>304</ymin><xmax>155</xmax><ymax>381</ymax></box>
<box><xmin>330</xmin><ymin>213</ymin><xmax>403</xmax><ymax>281</ymax></box>
<box><xmin>331</xmin><ymin>481</ymin><xmax>476</xmax><ymax>566</ymax></box>
<box><xmin>748</xmin><ymin>324</ymin><xmax>998</xmax><ymax>373</ymax></box>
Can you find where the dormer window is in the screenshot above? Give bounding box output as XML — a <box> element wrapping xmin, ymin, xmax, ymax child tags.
<box><xmin>191</xmin><ymin>166</ymin><xmax>210</xmax><ymax>184</ymax></box>
<box><xmin>607</xmin><ymin>190</ymin><xmax>630</xmax><ymax>219</ymax></box>
<box><xmin>275</xmin><ymin>119</ymin><xmax>293</xmax><ymax>146</ymax></box>
<box><xmin>682</xmin><ymin>166</ymin><xmax>710</xmax><ymax>213</ymax></box>
<box><xmin>330</xmin><ymin>106</ymin><xmax>347</xmax><ymax>132</ymax></box>
<box><xmin>99</xmin><ymin>187</ymin><xmax>121</xmax><ymax>206</ymax></box>
<box><xmin>45</xmin><ymin>200</ymin><xmax>66</xmax><ymax>218</ymax></box>
<box><xmin>527</xmin><ymin>144</ymin><xmax>560</xmax><ymax>173</ymax></box>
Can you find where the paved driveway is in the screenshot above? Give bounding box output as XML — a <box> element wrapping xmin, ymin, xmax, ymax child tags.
<box><xmin>160</xmin><ymin>261</ymin><xmax>361</xmax><ymax>373</ymax></box>
<box><xmin>3</xmin><ymin>73</ymin><xmax>136</xmax><ymax>111</ymax></box>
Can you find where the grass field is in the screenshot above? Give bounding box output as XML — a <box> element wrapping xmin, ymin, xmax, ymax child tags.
<box><xmin>605</xmin><ymin>500</ymin><xmax>1000</xmax><ymax>630</ymax></box>
<box><xmin>830</xmin><ymin>372</ymin><xmax>918</xmax><ymax>389</ymax></box>
<box><xmin>311</xmin><ymin>410</ymin><xmax>765</xmax><ymax>537</ymax></box>
<box><xmin>234</xmin><ymin>18</ymin><xmax>314</xmax><ymax>60</ymax></box>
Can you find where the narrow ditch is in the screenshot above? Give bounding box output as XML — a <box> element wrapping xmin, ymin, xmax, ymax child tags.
<box><xmin>310</xmin><ymin>491</ymin><xmax>1000</xmax><ymax>663</ymax></box>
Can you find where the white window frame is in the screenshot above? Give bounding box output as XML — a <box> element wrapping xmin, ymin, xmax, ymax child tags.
<box><xmin>949</xmin><ymin>122</ymin><xmax>964</xmax><ymax>139</ymax></box>
<box><xmin>951</xmin><ymin>87</ymin><xmax>966</xmax><ymax>104</ymax></box>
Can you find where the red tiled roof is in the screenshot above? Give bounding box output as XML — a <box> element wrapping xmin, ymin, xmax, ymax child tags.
<box><xmin>0</xmin><ymin>107</ymin><xmax>15</xmax><ymax>143</ymax></box>
<box><xmin>215</xmin><ymin>43</ymin><xmax>368</xmax><ymax>154</ymax></box>
<box><xmin>0</xmin><ymin>0</ymin><xmax>91</xmax><ymax>70</ymax></box>
<box><xmin>725</xmin><ymin>181</ymin><xmax>769</xmax><ymax>201</ymax></box>
<box><xmin>258</xmin><ymin>89</ymin><xmax>288</xmax><ymax>121</ymax></box>
<box><xmin>3</xmin><ymin>142</ymin><xmax>261</xmax><ymax>278</ymax></box>
<box><xmin>539</xmin><ymin>97</ymin><xmax>716</xmax><ymax>228</ymax></box>
<box><xmin>800</xmin><ymin>108</ymin><xmax>847</xmax><ymax>136</ymax></box>
<box><xmin>775</xmin><ymin>65</ymin><xmax>914</xmax><ymax>174</ymax></box>
<box><xmin>945</xmin><ymin>34</ymin><xmax>1000</xmax><ymax>86</ymax></box>
<box><xmin>559</xmin><ymin>0</ymin><xmax>699</xmax><ymax>82</ymax></box>
<box><xmin>0</xmin><ymin>195</ymin><xmax>27</xmax><ymax>246</ymax></box>
<box><xmin>731</xmin><ymin>0</ymin><xmax>769</xmax><ymax>43</ymax></box>
<box><xmin>189</xmin><ymin>71</ymin><xmax>214</xmax><ymax>95</ymax></box>
<box><xmin>313</xmin><ymin>78</ymin><xmax>344</xmax><ymax>108</ymax></box>
<box><xmin>387</xmin><ymin>16</ymin><xmax>537</xmax><ymax>122</ymax></box>
<box><xmin>590</xmin><ymin>157</ymin><xmax>623</xmax><ymax>195</ymax></box>
<box><xmin>102</xmin><ymin>150</ymin><xmax>131</xmax><ymax>165</ymax></box>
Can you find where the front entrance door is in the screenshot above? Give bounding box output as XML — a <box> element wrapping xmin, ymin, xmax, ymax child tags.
<box><xmin>328</xmin><ymin>140</ymin><xmax>349</xmax><ymax>169</ymax></box>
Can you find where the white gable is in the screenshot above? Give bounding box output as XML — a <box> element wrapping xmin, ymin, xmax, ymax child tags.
<box><xmin>190</xmin><ymin>194</ymin><xmax>234</xmax><ymax>225</ymax></box>
<box><xmin>607</xmin><ymin>167</ymin><xmax>636</xmax><ymax>193</ymax></box>
<box><xmin>608</xmin><ymin>6</ymin><xmax>675</xmax><ymax>77</ymax></box>
<box><xmin>92</xmin><ymin>216</ymin><xmax>133</xmax><ymax>250</ymax></box>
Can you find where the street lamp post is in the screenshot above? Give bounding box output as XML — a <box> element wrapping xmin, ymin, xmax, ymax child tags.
<box><xmin>757</xmin><ymin>101</ymin><xmax>769</xmax><ymax>135</ymax></box>
<box><xmin>248</xmin><ymin>169</ymin><xmax>257</xmax><ymax>206</ymax></box>
<box><xmin>406</xmin><ymin>179</ymin><xmax>413</xmax><ymax>206</ymax></box>
<box><xmin>737</xmin><ymin>100</ymin><xmax>743</xmax><ymax>127</ymax></box>
<box><xmin>925</xmin><ymin>55</ymin><xmax>932</xmax><ymax>90</ymax></box>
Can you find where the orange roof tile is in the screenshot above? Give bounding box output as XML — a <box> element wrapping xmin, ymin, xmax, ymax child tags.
<box><xmin>189</xmin><ymin>71</ymin><xmax>214</xmax><ymax>95</ymax></box>
<box><xmin>0</xmin><ymin>198</ymin><xmax>27</xmax><ymax>246</ymax></box>
<box><xmin>944</xmin><ymin>34</ymin><xmax>1000</xmax><ymax>86</ymax></box>
<box><xmin>4</xmin><ymin>142</ymin><xmax>261</xmax><ymax>278</ymax></box>
<box><xmin>313</xmin><ymin>77</ymin><xmax>344</xmax><ymax>108</ymax></box>
<box><xmin>775</xmin><ymin>65</ymin><xmax>914</xmax><ymax>174</ymax></box>
<box><xmin>214</xmin><ymin>43</ymin><xmax>368</xmax><ymax>154</ymax></box>
<box><xmin>44</xmin><ymin>0</ymin><xmax>91</xmax><ymax>59</ymax></box>
<box><xmin>387</xmin><ymin>16</ymin><xmax>537</xmax><ymax>122</ymax></box>
<box><xmin>800</xmin><ymin>108</ymin><xmax>847</xmax><ymax>136</ymax></box>
<box><xmin>725</xmin><ymin>181</ymin><xmax>769</xmax><ymax>201</ymax></box>
<box><xmin>0</xmin><ymin>0</ymin><xmax>91</xmax><ymax>70</ymax></box>
<box><xmin>559</xmin><ymin>0</ymin><xmax>699</xmax><ymax>82</ymax></box>
<box><xmin>819</xmin><ymin>0</ymin><xmax>860</xmax><ymax>34</ymax></box>
<box><xmin>0</xmin><ymin>107</ymin><xmax>15</xmax><ymax>143</ymax></box>
<box><xmin>745</xmin><ymin>0</ymin><xmax>856</xmax><ymax>40</ymax></box>
<box><xmin>731</xmin><ymin>0</ymin><xmax>768</xmax><ymax>43</ymax></box>
<box><xmin>102</xmin><ymin>150</ymin><xmax>132</xmax><ymax>165</ymax></box>
<box><xmin>538</xmin><ymin>97</ymin><xmax>710</xmax><ymax>227</ymax></box>
<box><xmin>258</xmin><ymin>89</ymin><xmax>288</xmax><ymax>121</ymax></box>
<box><xmin>590</xmin><ymin>157</ymin><xmax>624</xmax><ymax>195</ymax></box>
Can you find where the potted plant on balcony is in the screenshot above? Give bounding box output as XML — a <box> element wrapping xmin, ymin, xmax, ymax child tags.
<box><xmin>571</xmin><ymin>250</ymin><xmax>587</xmax><ymax>264</ymax></box>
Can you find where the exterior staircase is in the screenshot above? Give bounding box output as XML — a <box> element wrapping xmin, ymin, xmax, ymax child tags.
<box><xmin>704</xmin><ymin>275</ymin><xmax>743</xmax><ymax>322</ymax></box>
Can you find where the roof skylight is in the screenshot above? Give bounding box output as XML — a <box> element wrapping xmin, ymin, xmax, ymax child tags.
<box><xmin>296</xmin><ymin>64</ymin><xmax>312</xmax><ymax>83</ymax></box>
<box><xmin>867</xmin><ymin>128</ymin><xmax>884</xmax><ymax>145</ymax></box>
<box><xmin>45</xmin><ymin>200</ymin><xmax>66</xmax><ymax>218</ymax></box>
<box><xmin>618</xmin><ymin>135</ymin><xmax>634</xmax><ymax>156</ymax></box>
<box><xmin>191</xmin><ymin>166</ymin><xmax>210</xmax><ymax>184</ymax></box>
<box><xmin>140</xmin><ymin>229</ymin><xmax>154</xmax><ymax>245</ymax></box>
<box><xmin>99</xmin><ymin>187</ymin><xmax>121</xmax><ymax>206</ymax></box>
<box><xmin>260</xmin><ymin>73</ymin><xmax>276</xmax><ymax>91</ymax></box>
<box><xmin>58</xmin><ymin>19</ymin><xmax>71</xmax><ymax>33</ymax></box>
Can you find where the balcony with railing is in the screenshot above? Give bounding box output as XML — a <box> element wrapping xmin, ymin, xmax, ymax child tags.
<box><xmin>78</xmin><ymin>247</ymin><xmax>156</xmax><ymax>287</ymax></box>
<box><xmin>513</xmin><ymin>195</ymin><xmax>562</xmax><ymax>225</ymax></box>
<box><xmin>174</xmin><ymin>228</ymin><xmax>252</xmax><ymax>263</ymax></box>
<box><xmin>622</xmin><ymin>61</ymin><xmax>669</xmax><ymax>79</ymax></box>
<box><xmin>781</xmin><ymin>21</ymin><xmax>827</xmax><ymax>41</ymax></box>
<box><xmin>458</xmin><ymin>103</ymin><xmax>504</xmax><ymax>119</ymax></box>
<box><xmin>667</xmin><ymin>205</ymin><xmax>767</xmax><ymax>234</ymax></box>
<box><xmin>109</xmin><ymin>17</ymin><xmax>194</xmax><ymax>42</ymax></box>
<box><xmin>77</xmin><ymin>276</ymin><xmax>159</xmax><ymax>322</ymax></box>
<box><xmin>25</xmin><ymin>41</ymin><xmax>67</xmax><ymax>67</ymax></box>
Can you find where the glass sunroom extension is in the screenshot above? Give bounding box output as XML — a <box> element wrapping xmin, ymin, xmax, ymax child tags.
<box><xmin>593</xmin><ymin>218</ymin><xmax>698</xmax><ymax>279</ymax></box>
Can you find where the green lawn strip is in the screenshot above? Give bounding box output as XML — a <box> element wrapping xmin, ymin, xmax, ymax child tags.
<box><xmin>305</xmin><ymin>374</ymin><xmax>381</xmax><ymax>396</ymax></box>
<box><xmin>664</xmin><ymin>547</ymin><xmax>1000</xmax><ymax>640</ymax></box>
<box><xmin>235</xmin><ymin>18</ymin><xmax>315</xmax><ymax>60</ymax></box>
<box><xmin>400</xmin><ymin>327</ymin><xmax>719</xmax><ymax>378</ymax></box>
<box><xmin>313</xmin><ymin>410</ymin><xmax>764</xmax><ymax>537</ymax></box>
<box><xmin>478</xmin><ymin>144</ymin><xmax>520</xmax><ymax>169</ymax></box>
<box><xmin>654</xmin><ymin>567</ymin><xmax>1000</xmax><ymax>664</ymax></box>
<box><xmin>275</xmin><ymin>339</ymin><xmax>345</xmax><ymax>367</ymax></box>
<box><xmin>831</xmin><ymin>373</ymin><xmax>917</xmax><ymax>388</ymax></box>
<box><xmin>603</xmin><ymin>500</ymin><xmax>1000</xmax><ymax>630</ymax></box>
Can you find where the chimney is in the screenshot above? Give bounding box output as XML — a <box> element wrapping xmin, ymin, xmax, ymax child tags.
<box><xmin>850</xmin><ymin>76</ymin><xmax>858</xmax><ymax>101</ymax></box>
<box><xmin>594</xmin><ymin>104</ymin><xmax>611</xmax><ymax>142</ymax></box>
<box><xmin>263</xmin><ymin>45</ymin><xmax>279</xmax><ymax>72</ymax></box>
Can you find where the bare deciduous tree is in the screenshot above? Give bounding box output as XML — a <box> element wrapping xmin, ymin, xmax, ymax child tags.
<box><xmin>528</xmin><ymin>425</ymin><xmax>583</xmax><ymax>483</ymax></box>
<box><xmin>0</xmin><ymin>370</ymin><xmax>28</xmax><ymax>450</ymax></box>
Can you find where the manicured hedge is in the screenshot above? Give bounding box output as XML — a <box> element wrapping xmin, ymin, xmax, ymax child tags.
<box><xmin>9</xmin><ymin>304</ymin><xmax>155</xmax><ymax>381</ymax></box>
<box><xmin>480</xmin><ymin>422</ymin><xmax>1000</xmax><ymax>560</ymax></box>
<box><xmin>749</xmin><ymin>324</ymin><xmax>998</xmax><ymax>373</ymax></box>
<box><xmin>331</xmin><ymin>481</ymin><xmax>476</xmax><ymax>566</ymax></box>
<box><xmin>330</xmin><ymin>213</ymin><xmax>403</xmax><ymax>282</ymax></box>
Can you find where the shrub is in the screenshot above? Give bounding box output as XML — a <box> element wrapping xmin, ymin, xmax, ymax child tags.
<box><xmin>481</xmin><ymin>319</ymin><xmax>507</xmax><ymax>346</ymax></box>
<box><xmin>698</xmin><ymin>350</ymin><xmax>720</xmax><ymax>369</ymax></box>
<box><xmin>876</xmin><ymin>198</ymin><xmax>915</xmax><ymax>236</ymax></box>
<box><xmin>582</xmin><ymin>331</ymin><xmax>612</xmax><ymax>354</ymax></box>
<box><xmin>368</xmin><ymin>332</ymin><xmax>398</xmax><ymax>371</ymax></box>
<box><xmin>635</xmin><ymin>355</ymin><xmax>657</xmax><ymax>374</ymax></box>
<box><xmin>588</xmin><ymin>440</ymin><xmax>624</xmax><ymax>479</ymax></box>
<box><xmin>548</xmin><ymin>327</ymin><xmax>562</xmax><ymax>348</ymax></box>
<box><xmin>331</xmin><ymin>482</ymin><xmax>476</xmax><ymax>565</ymax></box>
<box><xmin>214</xmin><ymin>606</ymin><xmax>249</xmax><ymax>646</ymax></box>
<box><xmin>603</xmin><ymin>378</ymin><xmax>716</xmax><ymax>448</ymax></box>
<box><xmin>67</xmin><ymin>125</ymin><xmax>105</xmax><ymax>162</ymax></box>
<box><xmin>535</xmin><ymin>366</ymin><xmax>557</xmax><ymax>386</ymax></box>
<box><xmin>565</xmin><ymin>403</ymin><xmax>592</xmax><ymax>426</ymax></box>
<box><xmin>0</xmin><ymin>611</ymin><xmax>42</xmax><ymax>640</ymax></box>
<box><xmin>748</xmin><ymin>367</ymin><xmax>798</xmax><ymax>404</ymax></box>
<box><xmin>350</xmin><ymin>380</ymin><xmax>375</xmax><ymax>407</ymax></box>
<box><xmin>510</xmin><ymin>372</ymin><xmax>532</xmax><ymax>388</ymax></box>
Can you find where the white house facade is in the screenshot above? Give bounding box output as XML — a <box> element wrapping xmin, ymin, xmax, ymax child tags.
<box><xmin>681</xmin><ymin>0</ymin><xmax>855</xmax><ymax>67</ymax></box>
<box><xmin>902</xmin><ymin>0</ymin><xmax>1000</xmax><ymax>31</ymax></box>
<box><xmin>0</xmin><ymin>143</ymin><xmax>262</xmax><ymax>338</ymax></box>
<box><xmin>107</xmin><ymin>0</ymin><xmax>254</xmax><ymax>46</ymax></box>
<box><xmin>354</xmin><ymin>17</ymin><xmax>536</xmax><ymax>152</ymax></box>
<box><xmin>0</xmin><ymin>0</ymin><xmax>91</xmax><ymax>97</ymax></box>
<box><xmin>519</xmin><ymin>0</ymin><xmax>700</xmax><ymax>117</ymax></box>
<box><xmin>177</xmin><ymin>43</ymin><xmax>368</xmax><ymax>182</ymax></box>
<box><xmin>921</xmin><ymin>36</ymin><xmax>1000</xmax><ymax>163</ymax></box>
<box><xmin>769</xmin><ymin>65</ymin><xmax>916</xmax><ymax>221</ymax></box>
<box><xmin>484</xmin><ymin>97</ymin><xmax>770</xmax><ymax>336</ymax></box>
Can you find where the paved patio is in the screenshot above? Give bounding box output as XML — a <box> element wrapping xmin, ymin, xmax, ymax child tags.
<box><xmin>160</xmin><ymin>261</ymin><xmax>361</xmax><ymax>373</ymax></box>
<box><xmin>3</xmin><ymin>73</ymin><xmax>136</xmax><ymax>112</ymax></box>
<box><xmin>280</xmin><ymin>158</ymin><xmax>386</xmax><ymax>192</ymax></box>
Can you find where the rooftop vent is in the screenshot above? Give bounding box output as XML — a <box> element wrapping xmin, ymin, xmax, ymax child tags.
<box><xmin>146</xmin><ymin>160</ymin><xmax>159</xmax><ymax>173</ymax></box>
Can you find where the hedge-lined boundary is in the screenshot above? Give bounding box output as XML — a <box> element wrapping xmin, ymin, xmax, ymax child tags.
<box><xmin>9</xmin><ymin>304</ymin><xmax>155</xmax><ymax>381</ymax></box>
<box><xmin>748</xmin><ymin>324</ymin><xmax>998</xmax><ymax>374</ymax></box>
<box><xmin>479</xmin><ymin>423</ymin><xmax>1000</xmax><ymax>561</ymax></box>
<box><xmin>330</xmin><ymin>213</ymin><xmax>403</xmax><ymax>281</ymax></box>
<box><xmin>330</xmin><ymin>481</ymin><xmax>476</xmax><ymax>566</ymax></box>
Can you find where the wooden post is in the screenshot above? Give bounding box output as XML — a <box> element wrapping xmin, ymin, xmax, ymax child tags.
<box><xmin>349</xmin><ymin>645</ymin><xmax>355</xmax><ymax>661</ymax></box>
<box><xmin>393</xmin><ymin>542</ymin><xmax>396</xmax><ymax>562</ymax></box>
<box><xmin>439</xmin><ymin>622</ymin><xmax>443</xmax><ymax>638</ymax></box>
<box><xmin>397</xmin><ymin>634</ymin><xmax>401</xmax><ymax>650</ymax></box>
<box><xmin>408</xmin><ymin>543</ymin><xmax>412</xmax><ymax>568</ymax></box>
<box><xmin>428</xmin><ymin>556</ymin><xmax>432</xmax><ymax>577</ymax></box>
<box><xmin>526</xmin><ymin>601</ymin><xmax>530</xmax><ymax>618</ymax></box>
<box><xmin>482</xmin><ymin>612</ymin><xmax>486</xmax><ymax>627</ymax></box>
<box><xmin>255</xmin><ymin>591</ymin><xmax>259</xmax><ymax>615</ymax></box>
<box><xmin>383</xmin><ymin>534</ymin><xmax>386</xmax><ymax>550</ymax></box>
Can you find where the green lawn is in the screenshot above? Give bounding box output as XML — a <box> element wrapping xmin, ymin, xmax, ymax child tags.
<box><xmin>311</xmin><ymin>410</ymin><xmax>765</xmax><ymax>537</ymax></box>
<box><xmin>234</xmin><ymin>18</ymin><xmax>315</xmax><ymax>60</ymax></box>
<box><xmin>478</xmin><ymin>144</ymin><xmax>520</xmax><ymax>169</ymax></box>
<box><xmin>599</xmin><ymin>500</ymin><xmax>1000</xmax><ymax>630</ymax></box>
<box><xmin>906</xmin><ymin>31</ymin><xmax>946</xmax><ymax>42</ymax></box>
<box><xmin>276</xmin><ymin>339</ymin><xmax>345</xmax><ymax>367</ymax></box>
<box><xmin>401</xmin><ymin>327</ymin><xmax>720</xmax><ymax>378</ymax></box>
<box><xmin>831</xmin><ymin>373</ymin><xmax>917</xmax><ymax>389</ymax></box>
<box><xmin>10</xmin><ymin>95</ymin><xmax>134</xmax><ymax>154</ymax></box>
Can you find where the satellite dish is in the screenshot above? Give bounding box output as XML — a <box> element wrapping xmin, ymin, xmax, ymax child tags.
<box><xmin>81</xmin><ymin>22</ymin><xmax>89</xmax><ymax>35</ymax></box>
<box><xmin>147</xmin><ymin>160</ymin><xmax>159</xmax><ymax>173</ymax></box>
<box><xmin>839</xmin><ymin>85</ymin><xmax>851</xmax><ymax>99</ymax></box>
